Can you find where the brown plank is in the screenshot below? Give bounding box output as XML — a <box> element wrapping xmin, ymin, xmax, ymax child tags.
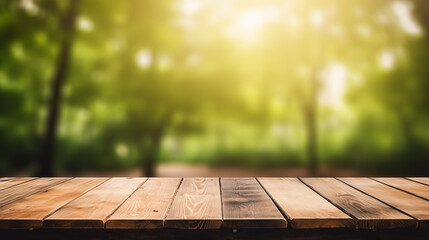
<box><xmin>301</xmin><ymin>177</ymin><xmax>416</xmax><ymax>229</ymax></box>
<box><xmin>0</xmin><ymin>178</ymin><xmax>35</xmax><ymax>191</ymax></box>
<box><xmin>339</xmin><ymin>177</ymin><xmax>429</xmax><ymax>228</ymax></box>
<box><xmin>258</xmin><ymin>177</ymin><xmax>354</xmax><ymax>229</ymax></box>
<box><xmin>164</xmin><ymin>178</ymin><xmax>222</xmax><ymax>229</ymax></box>
<box><xmin>407</xmin><ymin>177</ymin><xmax>429</xmax><ymax>186</ymax></box>
<box><xmin>0</xmin><ymin>177</ymin><xmax>71</xmax><ymax>208</ymax></box>
<box><xmin>0</xmin><ymin>178</ymin><xmax>108</xmax><ymax>229</ymax></box>
<box><xmin>44</xmin><ymin>177</ymin><xmax>146</xmax><ymax>229</ymax></box>
<box><xmin>221</xmin><ymin>178</ymin><xmax>287</xmax><ymax>228</ymax></box>
<box><xmin>373</xmin><ymin>177</ymin><xmax>429</xmax><ymax>201</ymax></box>
<box><xmin>106</xmin><ymin>177</ymin><xmax>182</xmax><ymax>229</ymax></box>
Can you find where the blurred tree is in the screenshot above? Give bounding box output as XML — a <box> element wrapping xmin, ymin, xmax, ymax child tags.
<box><xmin>1</xmin><ymin>0</ymin><xmax>429</xmax><ymax>177</ymax></box>
<box><xmin>39</xmin><ymin>0</ymin><xmax>78</xmax><ymax>176</ymax></box>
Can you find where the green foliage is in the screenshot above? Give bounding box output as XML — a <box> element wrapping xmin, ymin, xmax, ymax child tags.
<box><xmin>1</xmin><ymin>0</ymin><xmax>429</xmax><ymax>175</ymax></box>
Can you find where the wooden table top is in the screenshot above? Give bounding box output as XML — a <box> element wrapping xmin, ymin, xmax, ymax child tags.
<box><xmin>0</xmin><ymin>177</ymin><xmax>428</xmax><ymax>230</ymax></box>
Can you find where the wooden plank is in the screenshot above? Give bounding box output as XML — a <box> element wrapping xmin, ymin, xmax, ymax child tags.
<box><xmin>221</xmin><ymin>178</ymin><xmax>287</xmax><ymax>228</ymax></box>
<box><xmin>164</xmin><ymin>178</ymin><xmax>222</xmax><ymax>229</ymax></box>
<box><xmin>407</xmin><ymin>177</ymin><xmax>429</xmax><ymax>186</ymax></box>
<box><xmin>44</xmin><ymin>177</ymin><xmax>146</xmax><ymax>229</ymax></box>
<box><xmin>0</xmin><ymin>178</ymin><xmax>35</xmax><ymax>191</ymax></box>
<box><xmin>373</xmin><ymin>177</ymin><xmax>429</xmax><ymax>201</ymax></box>
<box><xmin>339</xmin><ymin>177</ymin><xmax>429</xmax><ymax>229</ymax></box>
<box><xmin>0</xmin><ymin>178</ymin><xmax>71</xmax><ymax>208</ymax></box>
<box><xmin>258</xmin><ymin>177</ymin><xmax>354</xmax><ymax>229</ymax></box>
<box><xmin>0</xmin><ymin>178</ymin><xmax>108</xmax><ymax>229</ymax></box>
<box><xmin>106</xmin><ymin>178</ymin><xmax>182</xmax><ymax>229</ymax></box>
<box><xmin>301</xmin><ymin>177</ymin><xmax>416</xmax><ymax>229</ymax></box>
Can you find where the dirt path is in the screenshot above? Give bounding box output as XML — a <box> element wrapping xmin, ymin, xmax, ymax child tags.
<box><xmin>60</xmin><ymin>163</ymin><xmax>366</xmax><ymax>177</ymax></box>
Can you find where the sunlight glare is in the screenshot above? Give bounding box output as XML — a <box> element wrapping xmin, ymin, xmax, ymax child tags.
<box><xmin>115</xmin><ymin>143</ymin><xmax>129</xmax><ymax>159</ymax></box>
<box><xmin>392</xmin><ymin>1</ymin><xmax>421</xmax><ymax>35</ymax></box>
<box><xmin>319</xmin><ymin>63</ymin><xmax>347</xmax><ymax>107</ymax></box>
<box><xmin>20</xmin><ymin>0</ymin><xmax>38</xmax><ymax>15</ymax></box>
<box><xmin>379</xmin><ymin>50</ymin><xmax>395</xmax><ymax>69</ymax></box>
<box><xmin>310</xmin><ymin>10</ymin><xmax>325</xmax><ymax>27</ymax></box>
<box><xmin>78</xmin><ymin>17</ymin><xmax>93</xmax><ymax>32</ymax></box>
<box><xmin>179</xmin><ymin>0</ymin><xmax>200</xmax><ymax>16</ymax></box>
<box><xmin>236</xmin><ymin>10</ymin><xmax>265</xmax><ymax>31</ymax></box>
<box><xmin>136</xmin><ymin>49</ymin><xmax>152</xmax><ymax>69</ymax></box>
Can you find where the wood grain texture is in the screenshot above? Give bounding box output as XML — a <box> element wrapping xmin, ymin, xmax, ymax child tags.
<box><xmin>407</xmin><ymin>177</ymin><xmax>429</xmax><ymax>186</ymax></box>
<box><xmin>0</xmin><ymin>178</ymin><xmax>71</xmax><ymax>208</ymax></box>
<box><xmin>0</xmin><ymin>178</ymin><xmax>35</xmax><ymax>191</ymax></box>
<box><xmin>165</xmin><ymin>178</ymin><xmax>222</xmax><ymax>229</ymax></box>
<box><xmin>221</xmin><ymin>178</ymin><xmax>287</xmax><ymax>228</ymax></box>
<box><xmin>0</xmin><ymin>178</ymin><xmax>108</xmax><ymax>229</ymax></box>
<box><xmin>373</xmin><ymin>177</ymin><xmax>429</xmax><ymax>201</ymax></box>
<box><xmin>339</xmin><ymin>177</ymin><xmax>429</xmax><ymax>229</ymax></box>
<box><xmin>301</xmin><ymin>178</ymin><xmax>416</xmax><ymax>230</ymax></box>
<box><xmin>44</xmin><ymin>177</ymin><xmax>146</xmax><ymax>229</ymax></box>
<box><xmin>258</xmin><ymin>177</ymin><xmax>354</xmax><ymax>229</ymax></box>
<box><xmin>106</xmin><ymin>178</ymin><xmax>182</xmax><ymax>229</ymax></box>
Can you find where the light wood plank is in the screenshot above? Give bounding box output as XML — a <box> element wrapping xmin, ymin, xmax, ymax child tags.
<box><xmin>373</xmin><ymin>177</ymin><xmax>429</xmax><ymax>201</ymax></box>
<box><xmin>301</xmin><ymin>177</ymin><xmax>416</xmax><ymax>229</ymax></box>
<box><xmin>0</xmin><ymin>178</ymin><xmax>71</xmax><ymax>208</ymax></box>
<box><xmin>407</xmin><ymin>177</ymin><xmax>429</xmax><ymax>186</ymax></box>
<box><xmin>0</xmin><ymin>178</ymin><xmax>108</xmax><ymax>229</ymax></box>
<box><xmin>221</xmin><ymin>178</ymin><xmax>287</xmax><ymax>228</ymax></box>
<box><xmin>0</xmin><ymin>178</ymin><xmax>35</xmax><ymax>191</ymax></box>
<box><xmin>44</xmin><ymin>177</ymin><xmax>146</xmax><ymax>229</ymax></box>
<box><xmin>106</xmin><ymin>178</ymin><xmax>182</xmax><ymax>229</ymax></box>
<box><xmin>258</xmin><ymin>177</ymin><xmax>354</xmax><ymax>229</ymax></box>
<box><xmin>339</xmin><ymin>177</ymin><xmax>429</xmax><ymax>228</ymax></box>
<box><xmin>165</xmin><ymin>177</ymin><xmax>222</xmax><ymax>229</ymax></box>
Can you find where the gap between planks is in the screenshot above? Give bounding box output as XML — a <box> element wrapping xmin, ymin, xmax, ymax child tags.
<box><xmin>301</xmin><ymin>177</ymin><xmax>416</xmax><ymax>230</ymax></box>
<box><xmin>0</xmin><ymin>177</ymin><xmax>110</xmax><ymax>229</ymax></box>
<box><xmin>337</xmin><ymin>177</ymin><xmax>429</xmax><ymax>229</ymax></box>
<box><xmin>258</xmin><ymin>177</ymin><xmax>354</xmax><ymax>229</ymax></box>
<box><xmin>105</xmin><ymin>177</ymin><xmax>183</xmax><ymax>229</ymax></box>
<box><xmin>164</xmin><ymin>178</ymin><xmax>223</xmax><ymax>229</ymax></box>
<box><xmin>0</xmin><ymin>177</ymin><xmax>36</xmax><ymax>191</ymax></box>
<box><xmin>221</xmin><ymin>178</ymin><xmax>287</xmax><ymax>228</ymax></box>
<box><xmin>43</xmin><ymin>178</ymin><xmax>148</xmax><ymax>229</ymax></box>
<box><xmin>370</xmin><ymin>177</ymin><xmax>429</xmax><ymax>201</ymax></box>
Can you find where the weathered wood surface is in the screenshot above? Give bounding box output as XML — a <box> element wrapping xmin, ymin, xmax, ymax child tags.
<box><xmin>0</xmin><ymin>177</ymin><xmax>35</xmax><ymax>191</ymax></box>
<box><xmin>258</xmin><ymin>177</ymin><xmax>354</xmax><ymax>229</ymax></box>
<box><xmin>106</xmin><ymin>178</ymin><xmax>181</xmax><ymax>229</ymax></box>
<box><xmin>0</xmin><ymin>178</ymin><xmax>71</xmax><ymax>208</ymax></box>
<box><xmin>0</xmin><ymin>178</ymin><xmax>108</xmax><ymax>229</ymax></box>
<box><xmin>373</xmin><ymin>177</ymin><xmax>429</xmax><ymax>201</ymax></box>
<box><xmin>407</xmin><ymin>177</ymin><xmax>429</xmax><ymax>186</ymax></box>
<box><xmin>301</xmin><ymin>177</ymin><xmax>416</xmax><ymax>229</ymax></box>
<box><xmin>44</xmin><ymin>178</ymin><xmax>146</xmax><ymax>229</ymax></box>
<box><xmin>164</xmin><ymin>178</ymin><xmax>222</xmax><ymax>229</ymax></box>
<box><xmin>0</xmin><ymin>177</ymin><xmax>427</xmax><ymax>231</ymax></box>
<box><xmin>339</xmin><ymin>177</ymin><xmax>429</xmax><ymax>228</ymax></box>
<box><xmin>221</xmin><ymin>178</ymin><xmax>287</xmax><ymax>228</ymax></box>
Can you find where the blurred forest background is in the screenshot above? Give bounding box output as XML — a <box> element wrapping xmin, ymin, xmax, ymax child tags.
<box><xmin>1</xmin><ymin>0</ymin><xmax>429</xmax><ymax>177</ymax></box>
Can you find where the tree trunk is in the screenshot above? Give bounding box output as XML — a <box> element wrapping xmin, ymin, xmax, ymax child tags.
<box><xmin>398</xmin><ymin>112</ymin><xmax>415</xmax><ymax>152</ymax></box>
<box><xmin>305</xmin><ymin>107</ymin><xmax>317</xmax><ymax>176</ymax></box>
<box><xmin>143</xmin><ymin>133</ymin><xmax>162</xmax><ymax>177</ymax></box>
<box><xmin>305</xmin><ymin>66</ymin><xmax>319</xmax><ymax>176</ymax></box>
<box><xmin>39</xmin><ymin>0</ymin><xmax>78</xmax><ymax>176</ymax></box>
<box><xmin>412</xmin><ymin>0</ymin><xmax>429</xmax><ymax>36</ymax></box>
<box><xmin>142</xmin><ymin>112</ymin><xmax>170</xmax><ymax>177</ymax></box>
